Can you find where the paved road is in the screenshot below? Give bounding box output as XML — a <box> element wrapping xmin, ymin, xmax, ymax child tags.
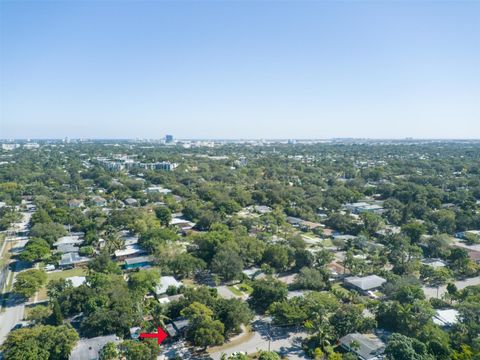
<box><xmin>209</xmin><ymin>317</ymin><xmax>308</xmax><ymax>360</ymax></box>
<box><xmin>423</xmin><ymin>275</ymin><xmax>480</xmax><ymax>299</ymax></box>
<box><xmin>0</xmin><ymin>211</ymin><xmax>32</xmax><ymax>346</ymax></box>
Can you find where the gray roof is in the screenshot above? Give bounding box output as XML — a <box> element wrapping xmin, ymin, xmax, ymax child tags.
<box><xmin>124</xmin><ymin>256</ymin><xmax>152</xmax><ymax>265</ymax></box>
<box><xmin>345</xmin><ymin>275</ymin><xmax>386</xmax><ymax>291</ymax></box>
<box><xmin>340</xmin><ymin>333</ymin><xmax>385</xmax><ymax>360</ymax></box>
<box><xmin>59</xmin><ymin>252</ymin><xmax>90</xmax><ymax>267</ymax></box>
<box><xmin>69</xmin><ymin>335</ymin><xmax>120</xmax><ymax>360</ymax></box>
<box><xmin>155</xmin><ymin>276</ymin><xmax>181</xmax><ymax>294</ymax></box>
<box><xmin>56</xmin><ymin>244</ymin><xmax>80</xmax><ymax>254</ymax></box>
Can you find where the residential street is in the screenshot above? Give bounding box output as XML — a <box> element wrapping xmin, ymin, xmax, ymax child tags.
<box><xmin>423</xmin><ymin>275</ymin><xmax>480</xmax><ymax>299</ymax></box>
<box><xmin>209</xmin><ymin>317</ymin><xmax>308</xmax><ymax>360</ymax></box>
<box><xmin>0</xmin><ymin>210</ymin><xmax>32</xmax><ymax>346</ymax></box>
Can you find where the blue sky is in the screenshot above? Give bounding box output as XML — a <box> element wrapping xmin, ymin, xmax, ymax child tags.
<box><xmin>1</xmin><ymin>1</ymin><xmax>479</xmax><ymax>139</ymax></box>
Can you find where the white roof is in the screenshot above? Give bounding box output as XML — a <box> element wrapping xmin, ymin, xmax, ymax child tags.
<box><xmin>66</xmin><ymin>276</ymin><xmax>86</xmax><ymax>288</ymax></box>
<box><xmin>54</xmin><ymin>236</ymin><xmax>83</xmax><ymax>247</ymax></box>
<box><xmin>433</xmin><ymin>309</ymin><xmax>460</xmax><ymax>326</ymax></box>
<box><xmin>114</xmin><ymin>244</ymin><xmax>144</xmax><ymax>257</ymax></box>
<box><xmin>155</xmin><ymin>276</ymin><xmax>181</xmax><ymax>294</ymax></box>
<box><xmin>345</xmin><ymin>275</ymin><xmax>386</xmax><ymax>291</ymax></box>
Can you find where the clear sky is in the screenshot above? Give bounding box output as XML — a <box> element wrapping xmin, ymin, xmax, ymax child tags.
<box><xmin>1</xmin><ymin>1</ymin><xmax>479</xmax><ymax>139</ymax></box>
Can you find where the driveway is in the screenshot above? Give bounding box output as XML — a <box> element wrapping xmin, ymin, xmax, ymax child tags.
<box><xmin>423</xmin><ymin>275</ymin><xmax>480</xmax><ymax>299</ymax></box>
<box><xmin>209</xmin><ymin>317</ymin><xmax>308</xmax><ymax>360</ymax></box>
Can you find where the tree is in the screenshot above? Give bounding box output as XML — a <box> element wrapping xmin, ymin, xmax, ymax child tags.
<box><xmin>128</xmin><ymin>269</ymin><xmax>160</xmax><ymax>296</ymax></box>
<box><xmin>330</xmin><ymin>304</ymin><xmax>368</xmax><ymax>338</ymax></box>
<box><xmin>169</xmin><ymin>253</ymin><xmax>206</xmax><ymax>279</ymax></box>
<box><xmin>360</xmin><ymin>212</ymin><xmax>384</xmax><ymax>236</ymax></box>
<box><xmin>120</xmin><ymin>339</ymin><xmax>158</xmax><ymax>360</ymax></box>
<box><xmin>155</xmin><ymin>206</ymin><xmax>171</xmax><ymax>226</ymax></box>
<box><xmin>51</xmin><ymin>299</ymin><xmax>64</xmax><ymax>325</ymax></box>
<box><xmin>1</xmin><ymin>325</ymin><xmax>79</xmax><ymax>360</ymax></box>
<box><xmin>258</xmin><ymin>351</ymin><xmax>281</xmax><ymax>360</ymax></box>
<box><xmin>249</xmin><ymin>278</ymin><xmax>288</xmax><ymax>313</ymax></box>
<box><xmin>18</xmin><ymin>238</ymin><xmax>51</xmax><ymax>263</ymax></box>
<box><xmin>180</xmin><ymin>302</ymin><xmax>225</xmax><ymax>348</ymax></box>
<box><xmin>292</xmin><ymin>267</ymin><xmax>328</xmax><ymax>291</ymax></box>
<box><xmin>99</xmin><ymin>342</ymin><xmax>118</xmax><ymax>360</ymax></box>
<box><xmin>25</xmin><ymin>305</ymin><xmax>52</xmax><ymax>325</ymax></box>
<box><xmin>215</xmin><ymin>298</ymin><xmax>253</xmax><ymax>335</ymax></box>
<box><xmin>211</xmin><ymin>249</ymin><xmax>243</xmax><ymax>281</ymax></box>
<box><xmin>88</xmin><ymin>250</ymin><xmax>122</xmax><ymax>275</ymax></box>
<box><xmin>401</xmin><ymin>222</ymin><xmax>426</xmax><ymax>244</ymax></box>
<box><xmin>384</xmin><ymin>333</ymin><xmax>434</xmax><ymax>360</ymax></box>
<box><xmin>262</xmin><ymin>244</ymin><xmax>290</xmax><ymax>271</ymax></box>
<box><xmin>13</xmin><ymin>269</ymin><xmax>47</xmax><ymax>299</ymax></box>
<box><xmin>29</xmin><ymin>222</ymin><xmax>67</xmax><ymax>245</ymax></box>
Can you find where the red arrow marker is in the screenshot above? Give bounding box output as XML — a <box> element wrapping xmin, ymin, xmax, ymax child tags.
<box><xmin>139</xmin><ymin>327</ymin><xmax>168</xmax><ymax>345</ymax></box>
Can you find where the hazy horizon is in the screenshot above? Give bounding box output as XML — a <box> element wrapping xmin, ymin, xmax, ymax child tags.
<box><xmin>1</xmin><ymin>1</ymin><xmax>479</xmax><ymax>139</ymax></box>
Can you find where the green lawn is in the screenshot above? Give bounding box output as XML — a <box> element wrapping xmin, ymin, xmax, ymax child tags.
<box><xmin>228</xmin><ymin>283</ymin><xmax>253</xmax><ymax>296</ymax></box>
<box><xmin>46</xmin><ymin>268</ymin><xmax>87</xmax><ymax>282</ymax></box>
<box><xmin>227</xmin><ymin>285</ymin><xmax>243</xmax><ymax>296</ymax></box>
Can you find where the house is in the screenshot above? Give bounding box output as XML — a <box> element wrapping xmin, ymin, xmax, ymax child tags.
<box><xmin>421</xmin><ymin>258</ymin><xmax>447</xmax><ymax>268</ymax></box>
<box><xmin>124</xmin><ymin>256</ymin><xmax>153</xmax><ymax>270</ymax></box>
<box><xmin>344</xmin><ymin>275</ymin><xmax>386</xmax><ymax>295</ymax></box>
<box><xmin>66</xmin><ymin>276</ymin><xmax>86</xmax><ymax>288</ymax></box>
<box><xmin>171</xmin><ymin>217</ymin><xmax>196</xmax><ymax>232</ymax></box>
<box><xmin>124</xmin><ymin>198</ymin><xmax>138</xmax><ymax>206</ymax></box>
<box><xmin>155</xmin><ymin>276</ymin><xmax>182</xmax><ymax>295</ymax></box>
<box><xmin>69</xmin><ymin>335</ymin><xmax>120</xmax><ymax>360</ymax></box>
<box><xmin>286</xmin><ymin>216</ymin><xmax>322</xmax><ymax>230</ymax></box>
<box><xmin>56</xmin><ymin>244</ymin><xmax>80</xmax><ymax>254</ymax></box>
<box><xmin>339</xmin><ymin>333</ymin><xmax>386</xmax><ymax>360</ymax></box>
<box><xmin>452</xmin><ymin>239</ymin><xmax>480</xmax><ymax>264</ymax></box>
<box><xmin>115</xmin><ymin>244</ymin><xmax>146</xmax><ymax>261</ymax></box>
<box><xmin>286</xmin><ymin>216</ymin><xmax>303</xmax><ymax>226</ymax></box>
<box><xmin>59</xmin><ymin>252</ymin><xmax>90</xmax><ymax>268</ymax></box>
<box><xmin>165</xmin><ymin>318</ymin><xmax>190</xmax><ymax>339</ymax></box>
<box><xmin>54</xmin><ymin>236</ymin><xmax>83</xmax><ymax>247</ymax></box>
<box><xmin>433</xmin><ymin>309</ymin><xmax>460</xmax><ymax>327</ymax></box>
<box><xmin>158</xmin><ymin>294</ymin><xmax>184</xmax><ymax>305</ymax></box>
<box><xmin>253</xmin><ymin>205</ymin><xmax>272</xmax><ymax>214</ymax></box>
<box><xmin>91</xmin><ymin>196</ymin><xmax>107</xmax><ymax>207</ymax></box>
<box><xmin>242</xmin><ymin>267</ymin><xmax>266</xmax><ymax>280</ymax></box>
<box><xmin>68</xmin><ymin>199</ymin><xmax>84</xmax><ymax>208</ymax></box>
<box><xmin>344</xmin><ymin>202</ymin><xmax>384</xmax><ymax>215</ymax></box>
<box><xmin>146</xmin><ymin>186</ymin><xmax>172</xmax><ymax>194</ymax></box>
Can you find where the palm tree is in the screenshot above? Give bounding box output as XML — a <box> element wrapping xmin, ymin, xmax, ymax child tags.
<box><xmin>305</xmin><ymin>311</ymin><xmax>335</xmax><ymax>352</ymax></box>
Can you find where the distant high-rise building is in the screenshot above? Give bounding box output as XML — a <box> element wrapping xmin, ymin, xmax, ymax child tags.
<box><xmin>165</xmin><ymin>135</ymin><xmax>174</xmax><ymax>143</ymax></box>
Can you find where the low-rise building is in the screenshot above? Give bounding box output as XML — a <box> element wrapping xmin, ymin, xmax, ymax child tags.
<box><xmin>344</xmin><ymin>275</ymin><xmax>386</xmax><ymax>295</ymax></box>
<box><xmin>124</xmin><ymin>256</ymin><xmax>152</xmax><ymax>270</ymax></box>
<box><xmin>68</xmin><ymin>199</ymin><xmax>84</xmax><ymax>208</ymax></box>
<box><xmin>165</xmin><ymin>318</ymin><xmax>190</xmax><ymax>339</ymax></box>
<box><xmin>69</xmin><ymin>335</ymin><xmax>120</xmax><ymax>360</ymax></box>
<box><xmin>91</xmin><ymin>196</ymin><xmax>107</xmax><ymax>207</ymax></box>
<box><xmin>124</xmin><ymin>198</ymin><xmax>138</xmax><ymax>207</ymax></box>
<box><xmin>59</xmin><ymin>252</ymin><xmax>90</xmax><ymax>268</ymax></box>
<box><xmin>433</xmin><ymin>309</ymin><xmax>460</xmax><ymax>327</ymax></box>
<box><xmin>115</xmin><ymin>244</ymin><xmax>146</xmax><ymax>261</ymax></box>
<box><xmin>421</xmin><ymin>258</ymin><xmax>447</xmax><ymax>268</ymax></box>
<box><xmin>339</xmin><ymin>333</ymin><xmax>386</xmax><ymax>360</ymax></box>
<box><xmin>66</xmin><ymin>276</ymin><xmax>87</xmax><ymax>288</ymax></box>
<box><xmin>155</xmin><ymin>276</ymin><xmax>182</xmax><ymax>295</ymax></box>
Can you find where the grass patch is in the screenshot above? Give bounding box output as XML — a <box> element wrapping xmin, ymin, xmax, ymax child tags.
<box><xmin>228</xmin><ymin>283</ymin><xmax>253</xmax><ymax>296</ymax></box>
<box><xmin>321</xmin><ymin>238</ymin><xmax>334</xmax><ymax>247</ymax></box>
<box><xmin>46</xmin><ymin>268</ymin><xmax>87</xmax><ymax>282</ymax></box>
<box><xmin>227</xmin><ymin>285</ymin><xmax>243</xmax><ymax>296</ymax></box>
